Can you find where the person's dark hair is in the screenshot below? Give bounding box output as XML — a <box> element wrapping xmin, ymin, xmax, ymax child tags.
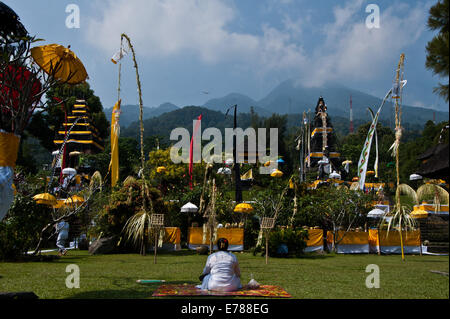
<box><xmin>217</xmin><ymin>238</ymin><xmax>229</xmax><ymax>251</ymax></box>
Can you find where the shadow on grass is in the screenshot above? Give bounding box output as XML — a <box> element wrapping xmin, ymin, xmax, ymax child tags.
<box><xmin>404</xmin><ymin>259</ymin><xmax>449</xmax><ymax>263</ymax></box>
<box><xmin>151</xmin><ymin>250</ymin><xmax>198</xmax><ymax>257</ymax></box>
<box><xmin>65</xmin><ymin>280</ymin><xmax>198</xmax><ymax>299</ymax></box>
<box><xmin>300</xmin><ymin>253</ymin><xmax>336</xmax><ymax>259</ymax></box>
<box><xmin>251</xmin><ymin>253</ymin><xmax>336</xmax><ymax>260</ymax></box>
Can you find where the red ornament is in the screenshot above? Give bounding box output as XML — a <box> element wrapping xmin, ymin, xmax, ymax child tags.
<box><xmin>0</xmin><ymin>64</ymin><xmax>42</xmax><ymax>114</ymax></box>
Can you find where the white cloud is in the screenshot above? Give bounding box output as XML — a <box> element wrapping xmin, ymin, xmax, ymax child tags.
<box><xmin>85</xmin><ymin>0</ymin><xmax>429</xmax><ymax>89</ymax></box>
<box><xmin>300</xmin><ymin>1</ymin><xmax>429</xmax><ymax>87</ymax></box>
<box><xmin>85</xmin><ymin>0</ymin><xmax>306</xmax><ymax>70</ymax></box>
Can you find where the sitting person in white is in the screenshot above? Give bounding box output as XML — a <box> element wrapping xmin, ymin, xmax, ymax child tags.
<box><xmin>197</xmin><ymin>238</ymin><xmax>242</xmax><ymax>292</ymax></box>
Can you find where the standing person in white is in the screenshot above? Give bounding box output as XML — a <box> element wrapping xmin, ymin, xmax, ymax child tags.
<box><xmin>197</xmin><ymin>238</ymin><xmax>243</xmax><ymax>292</ymax></box>
<box><xmin>55</xmin><ymin>220</ymin><xmax>69</xmax><ymax>256</ymax></box>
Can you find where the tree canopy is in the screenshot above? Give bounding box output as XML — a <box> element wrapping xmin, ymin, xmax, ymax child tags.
<box><xmin>426</xmin><ymin>0</ymin><xmax>449</xmax><ymax>102</ymax></box>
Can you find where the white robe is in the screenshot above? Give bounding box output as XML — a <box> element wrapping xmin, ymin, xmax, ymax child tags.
<box><xmin>0</xmin><ymin>166</ymin><xmax>14</xmax><ymax>221</ymax></box>
<box><xmin>198</xmin><ymin>251</ymin><xmax>242</xmax><ymax>292</ymax></box>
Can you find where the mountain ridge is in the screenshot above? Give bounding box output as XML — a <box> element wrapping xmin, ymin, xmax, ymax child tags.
<box><xmin>114</xmin><ymin>79</ymin><xmax>448</xmax><ymax>130</ymax></box>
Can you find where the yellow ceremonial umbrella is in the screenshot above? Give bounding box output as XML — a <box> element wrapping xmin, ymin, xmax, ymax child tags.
<box><xmin>410</xmin><ymin>209</ymin><xmax>428</xmax><ymax>219</ymax></box>
<box><xmin>156</xmin><ymin>166</ymin><xmax>166</xmax><ymax>173</ymax></box>
<box><xmin>270</xmin><ymin>169</ymin><xmax>283</xmax><ymax>178</ymax></box>
<box><xmin>53</xmin><ymin>199</ymin><xmax>66</xmax><ymax>209</ymax></box>
<box><xmin>33</xmin><ymin>193</ymin><xmax>57</xmax><ymax>206</ymax></box>
<box><xmin>64</xmin><ymin>195</ymin><xmax>85</xmax><ymax>206</ymax></box>
<box><xmin>69</xmin><ymin>151</ymin><xmax>82</xmax><ymax>156</ymax></box>
<box><xmin>31</xmin><ymin>44</ymin><xmax>88</xmax><ymax>84</ymax></box>
<box><xmin>367</xmin><ymin>171</ymin><xmax>375</xmax><ymax>176</ymax></box>
<box><xmin>234</xmin><ymin>203</ymin><xmax>254</xmax><ymax>214</ymax></box>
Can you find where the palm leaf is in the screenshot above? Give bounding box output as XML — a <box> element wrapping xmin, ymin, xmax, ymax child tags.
<box><xmin>417</xmin><ymin>184</ymin><xmax>449</xmax><ymax>207</ymax></box>
<box><xmin>122</xmin><ymin>209</ymin><xmax>152</xmax><ymax>247</ymax></box>
<box><xmin>350</xmin><ymin>182</ymin><xmax>359</xmax><ymax>190</ymax></box>
<box><xmin>123</xmin><ymin>175</ymin><xmax>136</xmax><ymax>187</ymax></box>
<box><xmin>386</xmin><ymin>204</ymin><xmax>417</xmax><ymax>234</ymax></box>
<box><xmin>89</xmin><ymin>171</ymin><xmax>102</xmax><ymax>192</ymax></box>
<box><xmin>395</xmin><ymin>183</ymin><xmax>418</xmax><ymax>207</ymax></box>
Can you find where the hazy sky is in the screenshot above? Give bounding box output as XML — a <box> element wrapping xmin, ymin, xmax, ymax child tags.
<box><xmin>5</xmin><ymin>0</ymin><xmax>448</xmax><ymax>111</ymax></box>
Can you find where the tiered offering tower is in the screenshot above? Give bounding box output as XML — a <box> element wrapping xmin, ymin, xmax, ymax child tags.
<box><xmin>307</xmin><ymin>97</ymin><xmax>341</xmax><ymax>175</ymax></box>
<box><xmin>53</xmin><ymin>99</ymin><xmax>104</xmax><ymax>170</ymax></box>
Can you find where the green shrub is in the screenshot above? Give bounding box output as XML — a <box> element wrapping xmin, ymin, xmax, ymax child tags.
<box><xmin>0</xmin><ymin>194</ymin><xmax>53</xmax><ymax>260</ymax></box>
<box><xmin>89</xmin><ymin>179</ymin><xmax>166</xmax><ymax>252</ymax></box>
<box><xmin>263</xmin><ymin>227</ymin><xmax>309</xmax><ymax>258</ymax></box>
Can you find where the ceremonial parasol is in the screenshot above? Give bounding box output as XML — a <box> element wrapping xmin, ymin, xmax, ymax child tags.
<box><xmin>0</xmin><ymin>1</ymin><xmax>28</xmax><ymax>40</ymax></box>
<box><xmin>30</xmin><ymin>44</ymin><xmax>88</xmax><ymax>84</ymax></box>
<box><xmin>234</xmin><ymin>203</ymin><xmax>254</xmax><ymax>214</ymax></box>
<box><xmin>156</xmin><ymin>166</ymin><xmax>166</xmax><ymax>173</ymax></box>
<box><xmin>270</xmin><ymin>169</ymin><xmax>283</xmax><ymax>178</ymax></box>
<box><xmin>181</xmin><ymin>202</ymin><xmax>198</xmax><ymax>213</ymax></box>
<box><xmin>217</xmin><ymin>167</ymin><xmax>231</xmax><ymax>175</ymax></box>
<box><xmin>62</xmin><ymin>167</ymin><xmax>77</xmax><ymax>175</ymax></box>
<box><xmin>64</xmin><ymin>195</ymin><xmax>84</xmax><ymax>206</ymax></box>
<box><xmin>33</xmin><ymin>193</ymin><xmax>56</xmax><ymax>206</ymax></box>
<box><xmin>69</xmin><ymin>151</ymin><xmax>82</xmax><ymax>156</ymax></box>
<box><xmin>277</xmin><ymin>158</ymin><xmax>285</xmax><ymax>164</ymax></box>
<box><xmin>409</xmin><ymin>174</ymin><xmax>422</xmax><ymax>181</ymax></box>
<box><xmin>342</xmin><ymin>160</ymin><xmax>352</xmax><ymax>165</ymax></box>
<box><xmin>367</xmin><ymin>208</ymin><xmax>386</xmax><ymax>218</ymax></box>
<box><xmin>329</xmin><ymin>171</ymin><xmax>341</xmax><ymax>179</ymax></box>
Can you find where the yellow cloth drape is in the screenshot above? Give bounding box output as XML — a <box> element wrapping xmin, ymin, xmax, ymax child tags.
<box><xmin>164</xmin><ymin>227</ymin><xmax>181</xmax><ymax>244</ymax></box>
<box><xmin>306</xmin><ymin>229</ymin><xmax>323</xmax><ymax>247</ymax></box>
<box><xmin>377</xmin><ymin>230</ymin><xmax>421</xmax><ymax>247</ymax></box>
<box><xmin>369</xmin><ymin>229</ymin><xmax>421</xmax><ymax>247</ymax></box>
<box><xmin>327</xmin><ymin>231</ymin><xmax>369</xmax><ymax>245</ymax></box>
<box><xmin>188</xmin><ymin>227</ymin><xmax>244</xmax><ymax>246</ymax></box>
<box><xmin>0</xmin><ymin>132</ymin><xmax>20</xmax><ymax>168</ymax></box>
<box><xmin>109</xmin><ymin>100</ymin><xmax>121</xmax><ymax>187</ymax></box>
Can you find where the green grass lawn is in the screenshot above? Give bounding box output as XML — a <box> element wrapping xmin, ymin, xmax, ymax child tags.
<box><xmin>0</xmin><ymin>250</ymin><xmax>448</xmax><ymax>299</ymax></box>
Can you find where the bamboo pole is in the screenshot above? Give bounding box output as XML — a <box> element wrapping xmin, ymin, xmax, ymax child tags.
<box><xmin>209</xmin><ymin>179</ymin><xmax>216</xmax><ymax>255</ymax></box>
<box><xmin>120</xmin><ymin>33</ymin><xmax>147</xmax><ymax>211</ymax></box>
<box><xmin>120</xmin><ymin>34</ymin><xmax>155</xmax><ymax>257</ymax></box>
<box><xmin>393</xmin><ymin>53</ymin><xmax>405</xmax><ymax>261</ymax></box>
<box><xmin>154</xmin><ymin>229</ymin><xmax>158</xmax><ymax>264</ymax></box>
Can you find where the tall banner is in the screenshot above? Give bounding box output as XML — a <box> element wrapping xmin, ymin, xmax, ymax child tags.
<box><xmin>109</xmin><ymin>99</ymin><xmax>121</xmax><ymax>187</ymax></box>
<box><xmin>189</xmin><ymin>114</ymin><xmax>202</xmax><ymax>189</ymax></box>
<box><xmin>357</xmin><ymin>90</ymin><xmax>392</xmax><ymax>190</ymax></box>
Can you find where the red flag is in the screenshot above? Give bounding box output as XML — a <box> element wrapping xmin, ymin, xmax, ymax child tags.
<box><xmin>189</xmin><ymin>114</ymin><xmax>202</xmax><ymax>189</ymax></box>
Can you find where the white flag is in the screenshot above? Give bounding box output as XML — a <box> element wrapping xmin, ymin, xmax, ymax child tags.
<box><xmin>111</xmin><ymin>47</ymin><xmax>128</xmax><ymax>64</ymax></box>
<box><xmin>357</xmin><ymin>89</ymin><xmax>392</xmax><ymax>190</ymax></box>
